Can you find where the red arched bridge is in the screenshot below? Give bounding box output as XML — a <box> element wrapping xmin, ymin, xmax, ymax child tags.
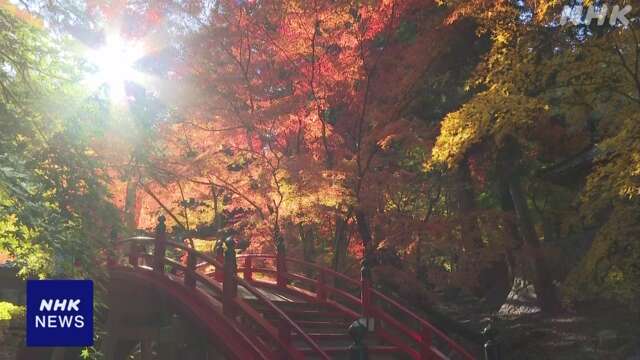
<box><xmin>103</xmin><ymin>219</ymin><xmax>477</xmax><ymax>360</ymax></box>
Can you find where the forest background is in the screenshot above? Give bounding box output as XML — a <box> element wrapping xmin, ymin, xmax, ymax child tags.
<box><xmin>0</xmin><ymin>0</ymin><xmax>639</xmax><ymax>357</ymax></box>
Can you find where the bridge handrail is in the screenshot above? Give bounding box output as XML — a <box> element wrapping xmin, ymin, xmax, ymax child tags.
<box><xmin>369</xmin><ymin>288</ymin><xmax>476</xmax><ymax>359</ymax></box>
<box><xmin>283</xmin><ymin>257</ymin><xmax>361</xmax><ymax>287</ymax></box>
<box><xmin>192</xmin><ymin>250</ymin><xmax>330</xmax><ymax>359</ymax></box>
<box><xmin>236</xmin><ymin>253</ymin><xmax>475</xmax><ymax>360</ymax></box>
<box><xmin>168</xmin><ymin>246</ymin><xmax>328</xmax><ymax>359</ymax></box>
<box><xmin>112</xmin><ymin>237</ymin><xmax>330</xmax><ymax>360</ymax></box>
<box><xmin>235</xmin><ymin>254</ymin><xmax>361</xmax><ymax>288</ymax></box>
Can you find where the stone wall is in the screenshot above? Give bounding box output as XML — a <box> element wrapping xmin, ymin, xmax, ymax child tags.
<box><xmin>0</xmin><ymin>315</ymin><xmax>25</xmax><ymax>360</ymax></box>
<box><xmin>0</xmin><ymin>267</ymin><xmax>25</xmax><ymax>360</ymax></box>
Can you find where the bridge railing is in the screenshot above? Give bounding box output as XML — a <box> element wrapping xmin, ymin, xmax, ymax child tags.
<box><xmin>111</xmin><ymin>219</ymin><xmax>330</xmax><ymax>360</ymax></box>
<box><xmin>237</xmin><ymin>253</ymin><xmax>476</xmax><ymax>360</ymax></box>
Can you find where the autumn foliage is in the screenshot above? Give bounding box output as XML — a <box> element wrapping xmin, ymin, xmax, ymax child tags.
<box><xmin>2</xmin><ymin>0</ymin><xmax>639</xmax><ymax>315</ymax></box>
<box><xmin>99</xmin><ymin>0</ymin><xmax>640</xmax><ymax>312</ymax></box>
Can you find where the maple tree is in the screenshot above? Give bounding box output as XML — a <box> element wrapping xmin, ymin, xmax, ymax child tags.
<box><xmin>125</xmin><ymin>0</ymin><xmax>473</xmax><ymax>264</ymax></box>
<box><xmin>2</xmin><ymin>0</ymin><xmax>640</xmax><ymax>320</ymax></box>
<box><xmin>94</xmin><ymin>0</ymin><xmax>640</xmax><ymax>313</ymax></box>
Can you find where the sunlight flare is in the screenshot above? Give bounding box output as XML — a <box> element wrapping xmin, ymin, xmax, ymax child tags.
<box><xmin>86</xmin><ymin>33</ymin><xmax>144</xmax><ymax>103</ymax></box>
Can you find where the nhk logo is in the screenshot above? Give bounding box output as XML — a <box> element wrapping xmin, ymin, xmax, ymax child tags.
<box><xmin>26</xmin><ymin>280</ymin><xmax>93</xmax><ymax>346</ymax></box>
<box><xmin>560</xmin><ymin>4</ymin><xmax>633</xmax><ymax>26</ymax></box>
<box><xmin>35</xmin><ymin>298</ymin><xmax>85</xmax><ymax>329</ymax></box>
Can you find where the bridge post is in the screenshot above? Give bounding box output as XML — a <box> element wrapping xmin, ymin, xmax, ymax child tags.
<box><xmin>361</xmin><ymin>254</ymin><xmax>372</xmax><ymax>317</ymax></box>
<box><xmin>129</xmin><ymin>243</ymin><xmax>140</xmax><ymax>267</ymax></box>
<box><xmin>420</xmin><ymin>325</ymin><xmax>434</xmax><ymax>359</ymax></box>
<box><xmin>348</xmin><ymin>319</ymin><xmax>369</xmax><ymax>360</ymax></box>
<box><xmin>276</xmin><ymin>234</ymin><xmax>287</xmax><ymax>288</ymax></box>
<box><xmin>154</xmin><ymin>215</ymin><xmax>167</xmax><ymax>274</ymax></box>
<box><xmin>185</xmin><ymin>250</ymin><xmax>197</xmax><ymax>289</ymax></box>
<box><xmin>214</xmin><ymin>239</ymin><xmax>224</xmax><ymax>282</ymax></box>
<box><xmin>223</xmin><ymin>237</ymin><xmax>238</xmax><ymax>317</ymax></box>
<box><xmin>316</xmin><ymin>268</ymin><xmax>327</xmax><ymax>301</ymax></box>
<box><xmin>482</xmin><ymin>322</ymin><xmax>502</xmax><ymax>360</ymax></box>
<box><xmin>243</xmin><ymin>255</ymin><xmax>253</xmax><ymax>282</ymax></box>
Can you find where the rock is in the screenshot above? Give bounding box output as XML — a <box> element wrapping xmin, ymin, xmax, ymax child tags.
<box><xmin>498</xmin><ymin>277</ymin><xmax>541</xmax><ymax>317</ymax></box>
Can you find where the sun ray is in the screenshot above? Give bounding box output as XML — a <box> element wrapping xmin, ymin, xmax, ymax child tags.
<box><xmin>85</xmin><ymin>32</ymin><xmax>144</xmax><ymax>104</ymax></box>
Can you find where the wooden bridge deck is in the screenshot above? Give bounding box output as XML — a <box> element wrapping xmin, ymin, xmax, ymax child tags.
<box><xmin>102</xmin><ymin>227</ymin><xmax>476</xmax><ymax>360</ymax></box>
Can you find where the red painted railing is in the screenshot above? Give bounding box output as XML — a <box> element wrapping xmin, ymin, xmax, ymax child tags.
<box><xmin>112</xmin><ymin>236</ymin><xmax>330</xmax><ymax>360</ymax></box>
<box><xmin>110</xmin><ymin>222</ymin><xmax>475</xmax><ymax>359</ymax></box>
<box><xmin>235</xmin><ymin>253</ymin><xmax>476</xmax><ymax>360</ymax></box>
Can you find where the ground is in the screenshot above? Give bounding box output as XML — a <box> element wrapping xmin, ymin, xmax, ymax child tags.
<box><xmin>498</xmin><ymin>310</ymin><xmax>639</xmax><ymax>360</ymax></box>
<box><xmin>434</xmin><ymin>288</ymin><xmax>640</xmax><ymax>360</ymax></box>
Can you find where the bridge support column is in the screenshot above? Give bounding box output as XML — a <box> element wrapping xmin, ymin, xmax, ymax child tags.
<box><xmin>154</xmin><ymin>216</ymin><xmax>167</xmax><ymax>274</ymax></box>
<box><xmin>276</xmin><ymin>234</ymin><xmax>287</xmax><ymax>288</ymax></box>
<box><xmin>185</xmin><ymin>250</ymin><xmax>197</xmax><ymax>289</ymax></box>
<box><xmin>100</xmin><ymin>312</ymin><xmax>119</xmax><ymax>360</ymax></box>
<box><xmin>223</xmin><ymin>237</ymin><xmax>237</xmax><ymax>317</ymax></box>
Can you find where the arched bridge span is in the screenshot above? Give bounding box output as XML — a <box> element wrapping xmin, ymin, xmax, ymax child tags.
<box><xmin>105</xmin><ymin>221</ymin><xmax>476</xmax><ymax>360</ymax></box>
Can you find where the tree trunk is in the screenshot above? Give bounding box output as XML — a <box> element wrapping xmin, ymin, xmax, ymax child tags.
<box><xmin>457</xmin><ymin>159</ymin><xmax>484</xmax><ymax>249</ymax></box>
<box><xmin>124</xmin><ymin>178</ymin><xmax>139</xmax><ymax>229</ymax></box>
<box><xmin>497</xmin><ymin>136</ymin><xmax>562</xmax><ymax>314</ymax></box>
<box><xmin>354</xmin><ymin>209</ymin><xmax>373</xmax><ymax>250</ymax></box>
<box><xmin>458</xmin><ymin>158</ymin><xmax>510</xmax><ymax>300</ymax></box>
<box><xmin>299</xmin><ymin>223</ymin><xmax>315</xmax><ymax>264</ymax></box>
<box><xmin>507</xmin><ymin>175</ymin><xmax>562</xmax><ymax>313</ymax></box>
<box><xmin>332</xmin><ymin>215</ymin><xmax>349</xmax><ymax>273</ymax></box>
<box><xmin>499</xmin><ymin>179</ymin><xmax>522</xmax><ymax>282</ymax></box>
<box><xmin>355</xmin><ymin>208</ymin><xmax>374</xmax><ymax>281</ymax></box>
